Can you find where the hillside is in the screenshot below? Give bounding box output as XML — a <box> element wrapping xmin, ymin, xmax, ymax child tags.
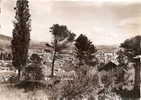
<box><xmin>96</xmin><ymin>45</ymin><xmax>118</xmax><ymax>52</ymax></box>
<box><xmin>0</xmin><ymin>34</ymin><xmax>12</xmax><ymax>49</ymax></box>
<box><xmin>0</xmin><ymin>34</ymin><xmax>118</xmax><ymax>52</ymax></box>
<box><xmin>0</xmin><ymin>34</ymin><xmax>12</xmax><ymax>41</ymax></box>
<box><xmin>0</xmin><ymin>34</ymin><xmax>47</xmax><ymax>50</ymax></box>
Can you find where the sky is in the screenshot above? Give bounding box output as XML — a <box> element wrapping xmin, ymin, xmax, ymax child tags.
<box><xmin>0</xmin><ymin>0</ymin><xmax>141</xmax><ymax>45</ymax></box>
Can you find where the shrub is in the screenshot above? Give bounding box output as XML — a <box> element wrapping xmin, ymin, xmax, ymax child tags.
<box><xmin>24</xmin><ymin>54</ymin><xmax>44</xmax><ymax>81</ymax></box>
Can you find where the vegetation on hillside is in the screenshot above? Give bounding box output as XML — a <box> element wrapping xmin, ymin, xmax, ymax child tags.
<box><xmin>0</xmin><ymin>0</ymin><xmax>140</xmax><ymax>100</ymax></box>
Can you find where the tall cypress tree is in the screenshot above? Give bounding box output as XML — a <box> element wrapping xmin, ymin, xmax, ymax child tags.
<box><xmin>11</xmin><ymin>0</ymin><xmax>31</xmax><ymax>80</ymax></box>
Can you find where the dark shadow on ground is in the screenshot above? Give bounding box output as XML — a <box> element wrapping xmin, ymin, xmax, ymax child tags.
<box><xmin>14</xmin><ymin>80</ymin><xmax>47</xmax><ymax>92</ymax></box>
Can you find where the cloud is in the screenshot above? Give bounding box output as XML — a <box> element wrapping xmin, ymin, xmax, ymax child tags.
<box><xmin>1</xmin><ymin>0</ymin><xmax>141</xmax><ymax>45</ymax></box>
<box><xmin>1</xmin><ymin>0</ymin><xmax>15</xmax><ymax>12</ymax></box>
<box><xmin>118</xmin><ymin>17</ymin><xmax>141</xmax><ymax>36</ymax></box>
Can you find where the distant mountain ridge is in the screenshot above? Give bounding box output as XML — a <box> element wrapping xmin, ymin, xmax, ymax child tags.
<box><xmin>0</xmin><ymin>34</ymin><xmax>118</xmax><ymax>52</ymax></box>
<box><xmin>0</xmin><ymin>34</ymin><xmax>12</xmax><ymax>41</ymax></box>
<box><xmin>0</xmin><ymin>34</ymin><xmax>12</xmax><ymax>49</ymax></box>
<box><xmin>0</xmin><ymin>34</ymin><xmax>46</xmax><ymax>50</ymax></box>
<box><xmin>96</xmin><ymin>45</ymin><xmax>118</xmax><ymax>52</ymax></box>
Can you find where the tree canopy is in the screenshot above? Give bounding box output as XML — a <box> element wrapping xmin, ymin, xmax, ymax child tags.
<box><xmin>11</xmin><ymin>0</ymin><xmax>31</xmax><ymax>80</ymax></box>
<box><xmin>121</xmin><ymin>35</ymin><xmax>141</xmax><ymax>57</ymax></box>
<box><xmin>11</xmin><ymin>0</ymin><xmax>31</xmax><ymax>69</ymax></box>
<box><xmin>75</xmin><ymin>34</ymin><xmax>97</xmax><ymax>66</ymax></box>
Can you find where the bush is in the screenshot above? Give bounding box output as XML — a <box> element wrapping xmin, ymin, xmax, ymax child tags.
<box><xmin>24</xmin><ymin>54</ymin><xmax>44</xmax><ymax>81</ymax></box>
<box><xmin>15</xmin><ymin>80</ymin><xmax>46</xmax><ymax>92</ymax></box>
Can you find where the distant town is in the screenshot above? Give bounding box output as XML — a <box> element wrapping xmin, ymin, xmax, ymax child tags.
<box><xmin>0</xmin><ymin>0</ymin><xmax>141</xmax><ymax>100</ymax></box>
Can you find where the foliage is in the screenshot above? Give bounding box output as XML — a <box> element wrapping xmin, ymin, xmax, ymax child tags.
<box><xmin>98</xmin><ymin>36</ymin><xmax>141</xmax><ymax>99</ymax></box>
<box><xmin>57</xmin><ymin>34</ymin><xmax>98</xmax><ymax>99</ymax></box>
<box><xmin>97</xmin><ymin>49</ymin><xmax>131</xmax><ymax>100</ymax></box>
<box><xmin>67</xmin><ymin>32</ymin><xmax>76</xmax><ymax>42</ymax></box>
<box><xmin>116</xmin><ymin>49</ymin><xmax>128</xmax><ymax>65</ymax></box>
<box><xmin>30</xmin><ymin>53</ymin><xmax>42</xmax><ymax>63</ymax></box>
<box><xmin>11</xmin><ymin>0</ymin><xmax>31</xmax><ymax>80</ymax></box>
<box><xmin>117</xmin><ymin>35</ymin><xmax>141</xmax><ymax>98</ymax></box>
<box><xmin>120</xmin><ymin>35</ymin><xmax>141</xmax><ymax>58</ymax></box>
<box><xmin>75</xmin><ymin>34</ymin><xmax>97</xmax><ymax>67</ymax></box>
<box><xmin>49</xmin><ymin>24</ymin><xmax>76</xmax><ymax>52</ymax></box>
<box><xmin>47</xmin><ymin>24</ymin><xmax>76</xmax><ymax>77</ymax></box>
<box><xmin>50</xmin><ymin>24</ymin><xmax>69</xmax><ymax>41</ymax></box>
<box><xmin>60</xmin><ymin>65</ymin><xmax>100</xmax><ymax>99</ymax></box>
<box><xmin>24</xmin><ymin>54</ymin><xmax>44</xmax><ymax>81</ymax></box>
<box><xmin>103</xmin><ymin>36</ymin><xmax>141</xmax><ymax>99</ymax></box>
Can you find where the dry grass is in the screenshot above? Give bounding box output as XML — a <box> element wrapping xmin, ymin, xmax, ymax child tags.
<box><xmin>0</xmin><ymin>83</ymin><xmax>49</xmax><ymax>100</ymax></box>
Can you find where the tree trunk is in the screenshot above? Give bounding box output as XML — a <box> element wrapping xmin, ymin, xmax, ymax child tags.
<box><xmin>134</xmin><ymin>61</ymin><xmax>140</xmax><ymax>98</ymax></box>
<box><xmin>51</xmin><ymin>50</ymin><xmax>56</xmax><ymax>77</ymax></box>
<box><xmin>50</xmin><ymin>39</ymin><xmax>57</xmax><ymax>78</ymax></box>
<box><xmin>18</xmin><ymin>69</ymin><xmax>21</xmax><ymax>81</ymax></box>
<box><xmin>134</xmin><ymin>62</ymin><xmax>140</xmax><ymax>89</ymax></box>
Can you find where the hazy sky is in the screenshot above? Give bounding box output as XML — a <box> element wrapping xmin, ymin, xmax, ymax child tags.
<box><xmin>0</xmin><ymin>0</ymin><xmax>141</xmax><ymax>45</ymax></box>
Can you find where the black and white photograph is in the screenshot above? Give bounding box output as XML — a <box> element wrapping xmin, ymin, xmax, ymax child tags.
<box><xmin>0</xmin><ymin>0</ymin><xmax>141</xmax><ymax>100</ymax></box>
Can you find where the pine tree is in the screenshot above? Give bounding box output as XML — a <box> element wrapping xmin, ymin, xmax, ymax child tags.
<box><xmin>48</xmin><ymin>24</ymin><xmax>76</xmax><ymax>77</ymax></box>
<box><xmin>120</xmin><ymin>35</ymin><xmax>141</xmax><ymax>98</ymax></box>
<box><xmin>11</xmin><ymin>0</ymin><xmax>31</xmax><ymax>80</ymax></box>
<box><xmin>60</xmin><ymin>34</ymin><xmax>98</xmax><ymax>99</ymax></box>
<box><xmin>75</xmin><ymin>34</ymin><xmax>97</xmax><ymax>68</ymax></box>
